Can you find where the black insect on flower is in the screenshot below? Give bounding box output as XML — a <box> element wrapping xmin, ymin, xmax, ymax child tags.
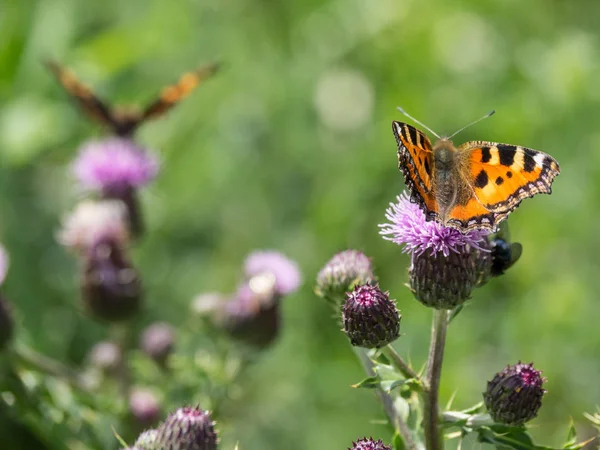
<box><xmin>489</xmin><ymin>221</ymin><xmax>523</xmax><ymax>276</ymax></box>
<box><xmin>379</xmin><ymin>192</ymin><xmax>493</xmax><ymax>309</ymax></box>
<box><xmin>484</xmin><ymin>361</ymin><xmax>546</xmax><ymax>426</ymax></box>
<box><xmin>342</xmin><ymin>284</ymin><xmax>400</xmax><ymax>349</ymax></box>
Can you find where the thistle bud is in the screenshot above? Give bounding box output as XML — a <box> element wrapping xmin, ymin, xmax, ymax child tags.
<box><xmin>221</xmin><ymin>278</ymin><xmax>280</xmax><ymax>348</ymax></box>
<box><xmin>129</xmin><ymin>388</ymin><xmax>161</xmax><ymax>427</ymax></box>
<box><xmin>82</xmin><ymin>238</ymin><xmax>142</xmax><ymax>321</ymax></box>
<box><xmin>410</xmin><ymin>246</ymin><xmax>491</xmax><ymax>309</ymax></box>
<box><xmin>155</xmin><ymin>406</ymin><xmax>218</xmax><ymax>450</ymax></box>
<box><xmin>140</xmin><ymin>322</ymin><xmax>175</xmax><ymax>368</ymax></box>
<box><xmin>380</xmin><ymin>193</ymin><xmax>492</xmax><ymax>309</ymax></box>
<box><xmin>342</xmin><ymin>284</ymin><xmax>400</xmax><ymax>348</ymax></box>
<box><xmin>483</xmin><ymin>361</ymin><xmax>546</xmax><ymax>426</ymax></box>
<box><xmin>349</xmin><ymin>437</ymin><xmax>392</xmax><ymax>450</ymax></box>
<box><xmin>88</xmin><ymin>340</ymin><xmax>122</xmax><ymax>374</ymax></box>
<box><xmin>315</xmin><ymin>250</ymin><xmax>375</xmax><ymax>305</ymax></box>
<box><xmin>243</xmin><ymin>250</ymin><xmax>301</xmax><ymax>295</ymax></box>
<box><xmin>134</xmin><ymin>429</ymin><xmax>158</xmax><ymax>448</ymax></box>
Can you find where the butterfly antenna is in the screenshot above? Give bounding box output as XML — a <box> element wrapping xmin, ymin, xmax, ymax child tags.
<box><xmin>396</xmin><ymin>106</ymin><xmax>441</xmax><ymax>139</ymax></box>
<box><xmin>448</xmin><ymin>110</ymin><xmax>495</xmax><ymax>139</ymax></box>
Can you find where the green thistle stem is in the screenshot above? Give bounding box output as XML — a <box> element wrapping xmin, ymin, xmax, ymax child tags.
<box><xmin>11</xmin><ymin>343</ymin><xmax>86</xmax><ymax>389</ymax></box>
<box><xmin>110</xmin><ymin>323</ymin><xmax>132</xmax><ymax>399</ymax></box>
<box><xmin>423</xmin><ymin>309</ymin><xmax>449</xmax><ymax>450</ymax></box>
<box><xmin>354</xmin><ymin>347</ymin><xmax>417</xmax><ymax>450</ymax></box>
<box><xmin>381</xmin><ymin>344</ymin><xmax>424</xmax><ymax>388</ymax></box>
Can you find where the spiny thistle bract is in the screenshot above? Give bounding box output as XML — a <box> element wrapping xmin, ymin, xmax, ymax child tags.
<box><xmin>154</xmin><ymin>406</ymin><xmax>218</xmax><ymax>450</ymax></box>
<box><xmin>342</xmin><ymin>284</ymin><xmax>400</xmax><ymax>349</ymax></box>
<box><xmin>483</xmin><ymin>361</ymin><xmax>546</xmax><ymax>426</ymax></box>
<box><xmin>349</xmin><ymin>437</ymin><xmax>392</xmax><ymax>450</ymax></box>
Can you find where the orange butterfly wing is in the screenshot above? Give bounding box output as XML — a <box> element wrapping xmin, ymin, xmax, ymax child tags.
<box><xmin>45</xmin><ymin>60</ymin><xmax>116</xmax><ymax>128</ymax></box>
<box><xmin>142</xmin><ymin>62</ymin><xmax>220</xmax><ymax>120</ymax></box>
<box><xmin>445</xmin><ymin>142</ymin><xmax>560</xmax><ymax>232</ymax></box>
<box><xmin>392</xmin><ymin>122</ymin><xmax>439</xmax><ymax>221</ymax></box>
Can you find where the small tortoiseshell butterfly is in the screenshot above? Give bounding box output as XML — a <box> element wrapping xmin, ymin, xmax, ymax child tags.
<box><xmin>392</xmin><ymin>108</ymin><xmax>560</xmax><ymax>233</ymax></box>
<box><xmin>45</xmin><ymin>59</ymin><xmax>220</xmax><ymax>137</ymax></box>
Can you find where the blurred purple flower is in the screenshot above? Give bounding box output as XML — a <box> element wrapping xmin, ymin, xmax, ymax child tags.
<box><xmin>59</xmin><ymin>200</ymin><xmax>129</xmax><ymax>253</ymax></box>
<box><xmin>244</xmin><ymin>250</ymin><xmax>301</xmax><ymax>295</ymax></box>
<box><xmin>140</xmin><ymin>322</ymin><xmax>175</xmax><ymax>367</ymax></box>
<box><xmin>129</xmin><ymin>388</ymin><xmax>161</xmax><ymax>427</ymax></box>
<box><xmin>0</xmin><ymin>245</ymin><xmax>8</xmax><ymax>286</ymax></box>
<box><xmin>73</xmin><ymin>138</ymin><xmax>159</xmax><ymax>192</ymax></box>
<box><xmin>379</xmin><ymin>192</ymin><xmax>489</xmax><ymax>258</ymax></box>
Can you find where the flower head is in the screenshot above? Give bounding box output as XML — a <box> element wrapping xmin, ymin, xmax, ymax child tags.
<box><xmin>134</xmin><ymin>429</ymin><xmax>158</xmax><ymax>449</ymax></box>
<box><xmin>88</xmin><ymin>340</ymin><xmax>122</xmax><ymax>374</ymax></box>
<box><xmin>73</xmin><ymin>138</ymin><xmax>158</xmax><ymax>192</ymax></box>
<box><xmin>140</xmin><ymin>322</ymin><xmax>175</xmax><ymax>367</ymax></box>
<box><xmin>82</xmin><ymin>237</ymin><xmax>142</xmax><ymax>321</ymax></box>
<box><xmin>349</xmin><ymin>437</ymin><xmax>392</xmax><ymax>450</ymax></box>
<box><xmin>379</xmin><ymin>192</ymin><xmax>488</xmax><ymax>257</ymax></box>
<box><xmin>129</xmin><ymin>388</ymin><xmax>161</xmax><ymax>427</ymax></box>
<box><xmin>155</xmin><ymin>406</ymin><xmax>218</xmax><ymax>450</ymax></box>
<box><xmin>220</xmin><ymin>281</ymin><xmax>280</xmax><ymax>348</ymax></box>
<box><xmin>484</xmin><ymin>361</ymin><xmax>546</xmax><ymax>426</ymax></box>
<box><xmin>59</xmin><ymin>200</ymin><xmax>129</xmax><ymax>254</ymax></box>
<box><xmin>315</xmin><ymin>250</ymin><xmax>375</xmax><ymax>305</ymax></box>
<box><xmin>244</xmin><ymin>250</ymin><xmax>301</xmax><ymax>295</ymax></box>
<box><xmin>342</xmin><ymin>284</ymin><xmax>400</xmax><ymax>348</ymax></box>
<box><xmin>380</xmin><ymin>193</ymin><xmax>492</xmax><ymax>308</ymax></box>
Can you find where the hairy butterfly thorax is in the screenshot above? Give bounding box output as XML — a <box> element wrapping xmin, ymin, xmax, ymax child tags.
<box><xmin>392</xmin><ymin>108</ymin><xmax>560</xmax><ymax>233</ymax></box>
<box><xmin>46</xmin><ymin>59</ymin><xmax>220</xmax><ymax>137</ymax></box>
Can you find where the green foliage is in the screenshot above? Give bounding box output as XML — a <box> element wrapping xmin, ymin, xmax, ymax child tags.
<box><xmin>2</xmin><ymin>0</ymin><xmax>600</xmax><ymax>448</ymax></box>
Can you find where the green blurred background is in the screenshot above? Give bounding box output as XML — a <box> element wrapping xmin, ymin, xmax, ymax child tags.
<box><xmin>1</xmin><ymin>0</ymin><xmax>600</xmax><ymax>448</ymax></box>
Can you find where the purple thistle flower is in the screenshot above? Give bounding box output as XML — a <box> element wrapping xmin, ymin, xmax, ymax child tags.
<box><xmin>379</xmin><ymin>192</ymin><xmax>489</xmax><ymax>258</ymax></box>
<box><xmin>244</xmin><ymin>250</ymin><xmax>301</xmax><ymax>295</ymax></box>
<box><xmin>129</xmin><ymin>388</ymin><xmax>161</xmax><ymax>427</ymax></box>
<box><xmin>59</xmin><ymin>200</ymin><xmax>129</xmax><ymax>254</ymax></box>
<box><xmin>73</xmin><ymin>138</ymin><xmax>159</xmax><ymax>192</ymax></box>
<box><xmin>349</xmin><ymin>437</ymin><xmax>391</xmax><ymax>450</ymax></box>
<box><xmin>380</xmin><ymin>192</ymin><xmax>493</xmax><ymax>309</ymax></box>
<box><xmin>220</xmin><ymin>281</ymin><xmax>280</xmax><ymax>348</ymax></box>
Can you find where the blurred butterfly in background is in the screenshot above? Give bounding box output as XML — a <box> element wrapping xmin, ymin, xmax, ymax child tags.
<box><xmin>489</xmin><ymin>221</ymin><xmax>522</xmax><ymax>276</ymax></box>
<box><xmin>392</xmin><ymin>107</ymin><xmax>560</xmax><ymax>233</ymax></box>
<box><xmin>45</xmin><ymin>59</ymin><xmax>220</xmax><ymax>137</ymax></box>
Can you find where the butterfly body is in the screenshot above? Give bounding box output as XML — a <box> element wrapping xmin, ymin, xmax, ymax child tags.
<box><xmin>46</xmin><ymin>60</ymin><xmax>219</xmax><ymax>137</ymax></box>
<box><xmin>392</xmin><ymin>120</ymin><xmax>560</xmax><ymax>233</ymax></box>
